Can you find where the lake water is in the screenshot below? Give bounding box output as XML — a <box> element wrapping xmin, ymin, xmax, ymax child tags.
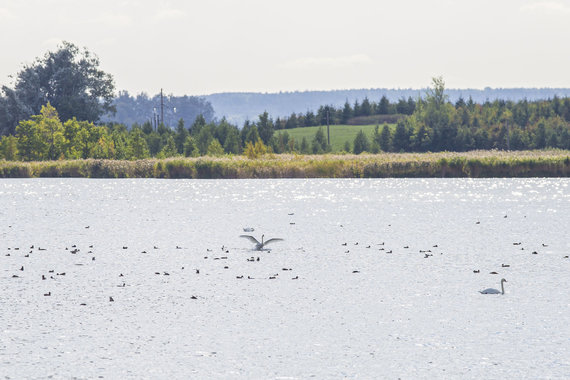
<box><xmin>1</xmin><ymin>178</ymin><xmax>569</xmax><ymax>379</ymax></box>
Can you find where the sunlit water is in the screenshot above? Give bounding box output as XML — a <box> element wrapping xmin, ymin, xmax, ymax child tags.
<box><xmin>1</xmin><ymin>178</ymin><xmax>569</xmax><ymax>379</ymax></box>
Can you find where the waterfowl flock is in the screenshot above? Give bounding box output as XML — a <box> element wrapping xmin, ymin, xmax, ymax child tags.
<box><xmin>2</xmin><ymin>203</ymin><xmax>565</xmax><ymax>309</ymax></box>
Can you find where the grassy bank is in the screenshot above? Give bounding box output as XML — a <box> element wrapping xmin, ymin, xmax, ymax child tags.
<box><xmin>1</xmin><ymin>150</ymin><xmax>568</xmax><ymax>179</ymax></box>
<box><xmin>280</xmin><ymin>124</ymin><xmax>390</xmax><ymax>152</ymax></box>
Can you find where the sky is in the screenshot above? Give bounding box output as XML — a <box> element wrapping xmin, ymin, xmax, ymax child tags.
<box><xmin>1</xmin><ymin>0</ymin><xmax>569</xmax><ymax>96</ymax></box>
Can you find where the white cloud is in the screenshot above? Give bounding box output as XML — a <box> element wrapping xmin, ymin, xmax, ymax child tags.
<box><xmin>42</xmin><ymin>38</ymin><xmax>64</xmax><ymax>48</ymax></box>
<box><xmin>520</xmin><ymin>1</ymin><xmax>570</xmax><ymax>14</ymax></box>
<box><xmin>0</xmin><ymin>7</ymin><xmax>16</xmax><ymax>21</ymax></box>
<box><xmin>278</xmin><ymin>54</ymin><xmax>373</xmax><ymax>70</ymax></box>
<box><xmin>94</xmin><ymin>13</ymin><xmax>134</xmax><ymax>28</ymax></box>
<box><xmin>154</xmin><ymin>8</ymin><xmax>186</xmax><ymax>23</ymax></box>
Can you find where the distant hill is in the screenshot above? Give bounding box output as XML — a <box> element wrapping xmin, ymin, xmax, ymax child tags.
<box><xmin>102</xmin><ymin>91</ymin><xmax>215</xmax><ymax>127</ymax></box>
<box><xmin>203</xmin><ymin>88</ymin><xmax>570</xmax><ymax>126</ymax></box>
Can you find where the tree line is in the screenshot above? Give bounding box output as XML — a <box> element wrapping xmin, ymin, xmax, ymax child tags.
<box><xmin>350</xmin><ymin>77</ymin><xmax>570</xmax><ymax>153</ymax></box>
<box><xmin>273</xmin><ymin>96</ymin><xmax>416</xmax><ymax>130</ymax></box>
<box><xmin>0</xmin><ymin>42</ymin><xmax>568</xmax><ymax>160</ymax></box>
<box><xmin>0</xmin><ymin>103</ymin><xmax>284</xmax><ymax>161</ymax></box>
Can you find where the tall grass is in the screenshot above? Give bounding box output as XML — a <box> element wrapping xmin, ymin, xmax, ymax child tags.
<box><xmin>1</xmin><ymin>150</ymin><xmax>568</xmax><ymax>179</ymax></box>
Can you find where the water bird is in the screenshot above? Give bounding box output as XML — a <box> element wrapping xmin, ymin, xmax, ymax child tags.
<box><xmin>109</xmin><ymin>296</ymin><xmax>114</xmax><ymax>302</ymax></box>
<box><xmin>479</xmin><ymin>278</ymin><xmax>507</xmax><ymax>295</ymax></box>
<box><xmin>542</xmin><ymin>243</ymin><xmax>548</xmax><ymax>247</ymax></box>
<box><xmin>236</xmin><ymin>275</ymin><xmax>243</xmax><ymax>279</ymax></box>
<box><xmin>292</xmin><ymin>276</ymin><xmax>299</xmax><ymax>280</ymax></box>
<box><xmin>501</xmin><ymin>264</ymin><xmax>510</xmax><ymax>267</ymax></box>
<box><xmin>240</xmin><ymin>234</ymin><xmax>283</xmax><ymax>251</ymax></box>
<box><xmin>44</xmin><ymin>292</ymin><xmax>51</xmax><ymax>296</ymax></box>
<box><xmin>42</xmin><ymin>275</ymin><xmax>46</xmax><ymax>280</ymax></box>
<box><xmin>196</xmin><ymin>269</ymin><xmax>200</xmax><ymax>274</ymax></box>
<box><xmin>489</xmin><ymin>271</ymin><xmax>498</xmax><ymax>274</ymax></box>
<box><xmin>20</xmin><ymin>266</ymin><xmax>24</xmax><ymax>271</ymax></box>
<box><xmin>532</xmin><ymin>251</ymin><xmax>538</xmax><ymax>255</ymax></box>
<box><xmin>243</xmin><ymin>227</ymin><xmax>255</xmax><ymax>232</ymax></box>
<box><xmin>433</xmin><ymin>244</ymin><xmax>438</xmax><ymax>248</ymax></box>
<box><xmin>190</xmin><ymin>295</ymin><xmax>198</xmax><ymax>299</ymax></box>
<box><xmin>475</xmin><ymin>221</ymin><xmax>480</xmax><ymax>224</ymax></box>
<box><xmin>352</xmin><ymin>270</ymin><xmax>360</xmax><ymax>273</ymax></box>
<box><xmin>403</xmin><ymin>246</ymin><xmax>409</xmax><ymax>249</ymax></box>
<box><xmin>288</xmin><ymin>213</ymin><xmax>294</xmax><ymax>215</ymax></box>
<box><xmin>342</xmin><ymin>243</ymin><xmax>347</xmax><ymax>246</ymax></box>
<box><xmin>473</xmin><ymin>270</ymin><xmax>480</xmax><ymax>273</ymax></box>
<box><xmin>513</xmin><ymin>242</ymin><xmax>521</xmax><ymax>246</ymax></box>
<box><xmin>24</xmin><ymin>254</ymin><xmax>29</xmax><ymax>257</ymax></box>
<box><xmin>122</xmin><ymin>246</ymin><xmax>128</xmax><ymax>249</ymax></box>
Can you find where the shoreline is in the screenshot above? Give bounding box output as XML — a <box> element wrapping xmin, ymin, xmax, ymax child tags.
<box><xmin>1</xmin><ymin>150</ymin><xmax>569</xmax><ymax>179</ymax></box>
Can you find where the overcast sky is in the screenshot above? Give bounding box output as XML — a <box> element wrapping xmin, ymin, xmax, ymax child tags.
<box><xmin>1</xmin><ymin>0</ymin><xmax>569</xmax><ymax>96</ymax></box>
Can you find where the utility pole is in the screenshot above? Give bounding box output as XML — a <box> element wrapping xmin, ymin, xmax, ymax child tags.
<box><xmin>160</xmin><ymin>88</ymin><xmax>164</xmax><ymax>127</ymax></box>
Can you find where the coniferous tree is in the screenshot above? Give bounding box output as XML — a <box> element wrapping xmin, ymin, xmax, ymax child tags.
<box><xmin>311</xmin><ymin>127</ymin><xmax>329</xmax><ymax>154</ymax></box>
<box><xmin>392</xmin><ymin>120</ymin><xmax>411</xmax><ymax>152</ymax></box>
<box><xmin>174</xmin><ymin>118</ymin><xmax>188</xmax><ymax>154</ymax></box>
<box><xmin>341</xmin><ymin>101</ymin><xmax>353</xmax><ymax>124</ymax></box>
<box><xmin>378</xmin><ymin>96</ymin><xmax>390</xmax><ymax>114</ymax></box>
<box><xmin>379</xmin><ymin>124</ymin><xmax>392</xmax><ymax>152</ymax></box>
<box><xmin>300</xmin><ymin>137</ymin><xmax>310</xmax><ymax>154</ymax></box>
<box><xmin>353</xmin><ymin>129</ymin><xmax>370</xmax><ymax>154</ymax></box>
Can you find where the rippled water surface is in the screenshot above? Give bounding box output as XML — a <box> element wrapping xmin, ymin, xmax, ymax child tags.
<box><xmin>1</xmin><ymin>178</ymin><xmax>569</xmax><ymax>379</ymax></box>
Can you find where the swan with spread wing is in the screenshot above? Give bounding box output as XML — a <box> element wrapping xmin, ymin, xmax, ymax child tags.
<box><xmin>240</xmin><ymin>234</ymin><xmax>283</xmax><ymax>250</ymax></box>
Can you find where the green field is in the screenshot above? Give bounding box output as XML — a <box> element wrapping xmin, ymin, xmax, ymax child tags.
<box><xmin>275</xmin><ymin>124</ymin><xmax>393</xmax><ymax>152</ymax></box>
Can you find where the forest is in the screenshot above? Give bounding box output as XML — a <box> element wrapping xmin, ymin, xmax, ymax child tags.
<box><xmin>1</xmin><ymin>77</ymin><xmax>569</xmax><ymax>162</ymax></box>
<box><xmin>0</xmin><ymin>43</ymin><xmax>568</xmax><ymax>161</ymax></box>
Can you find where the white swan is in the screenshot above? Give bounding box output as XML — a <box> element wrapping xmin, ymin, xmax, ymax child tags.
<box><xmin>479</xmin><ymin>278</ymin><xmax>507</xmax><ymax>295</ymax></box>
<box><xmin>240</xmin><ymin>234</ymin><xmax>283</xmax><ymax>250</ymax></box>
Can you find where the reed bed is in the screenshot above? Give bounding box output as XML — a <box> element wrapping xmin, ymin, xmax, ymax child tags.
<box><xmin>1</xmin><ymin>150</ymin><xmax>568</xmax><ymax>179</ymax></box>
